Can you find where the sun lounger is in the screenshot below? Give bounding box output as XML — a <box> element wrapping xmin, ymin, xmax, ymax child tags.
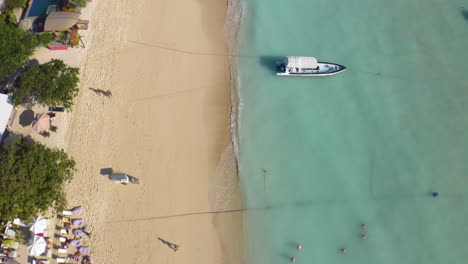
<box><xmin>77</xmin><ymin>24</ymin><xmax>88</xmax><ymax>30</ymax></box>
<box><xmin>56</xmin><ymin>258</ymin><xmax>66</xmax><ymax>263</ymax></box>
<box><xmin>62</xmin><ymin>210</ymin><xmax>72</xmax><ymax>216</ymax></box>
<box><xmin>58</xmin><ymin>248</ymin><xmax>68</xmax><ymax>254</ymax></box>
<box><xmin>59</xmin><ymin>237</ymin><xmax>67</xmax><ymax>243</ymax></box>
<box><xmin>48</xmin><ymin>107</ymin><xmax>65</xmax><ymax>112</ymax></box>
<box><xmin>62</xmin><ymin>217</ymin><xmax>70</xmax><ymax>223</ymax></box>
<box><xmin>60</xmin><ymin>229</ymin><xmax>69</xmax><ymax>235</ymax></box>
<box><xmin>32</xmin><ymin>260</ymin><xmax>49</xmax><ymax>264</ymax></box>
<box><xmin>4</xmin><ymin>228</ymin><xmax>16</xmax><ymax>238</ymax></box>
<box><xmin>1</xmin><ymin>241</ymin><xmax>19</xmax><ymax>249</ymax></box>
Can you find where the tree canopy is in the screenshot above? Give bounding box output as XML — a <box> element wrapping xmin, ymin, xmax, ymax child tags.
<box><xmin>0</xmin><ymin>20</ymin><xmax>38</xmax><ymax>81</ymax></box>
<box><xmin>69</xmin><ymin>0</ymin><xmax>88</xmax><ymax>8</ymax></box>
<box><xmin>0</xmin><ymin>138</ymin><xmax>75</xmax><ymax>220</ymax></box>
<box><xmin>12</xmin><ymin>59</ymin><xmax>80</xmax><ymax>109</ymax></box>
<box><xmin>6</xmin><ymin>0</ymin><xmax>27</xmax><ymax>9</ymax></box>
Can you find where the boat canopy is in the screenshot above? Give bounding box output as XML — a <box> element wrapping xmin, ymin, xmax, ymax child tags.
<box><xmin>286</xmin><ymin>56</ymin><xmax>318</xmax><ymax>69</ymax></box>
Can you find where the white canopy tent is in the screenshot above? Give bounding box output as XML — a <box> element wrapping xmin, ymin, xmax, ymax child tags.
<box><xmin>0</xmin><ymin>93</ymin><xmax>13</xmax><ymax>142</ymax></box>
<box><xmin>28</xmin><ymin>235</ymin><xmax>47</xmax><ymax>256</ymax></box>
<box><xmin>29</xmin><ymin>216</ymin><xmax>49</xmax><ymax>234</ymax></box>
<box><xmin>286</xmin><ymin>56</ymin><xmax>318</xmax><ymax>69</ymax></box>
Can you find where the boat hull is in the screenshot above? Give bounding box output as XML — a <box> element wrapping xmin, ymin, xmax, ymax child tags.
<box><xmin>277</xmin><ymin>62</ymin><xmax>346</xmax><ymax>76</ymax></box>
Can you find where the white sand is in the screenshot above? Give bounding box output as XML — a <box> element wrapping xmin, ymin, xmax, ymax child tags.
<box><xmin>62</xmin><ymin>0</ymin><xmax>244</xmax><ymax>263</ymax></box>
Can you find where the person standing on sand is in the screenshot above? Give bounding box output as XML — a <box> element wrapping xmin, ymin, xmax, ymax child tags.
<box><xmin>157</xmin><ymin>237</ymin><xmax>180</xmax><ymax>252</ymax></box>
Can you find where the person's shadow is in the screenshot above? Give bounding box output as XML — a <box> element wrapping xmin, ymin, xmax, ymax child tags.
<box><xmin>157</xmin><ymin>237</ymin><xmax>179</xmax><ymax>251</ymax></box>
<box><xmin>89</xmin><ymin>87</ymin><xmax>100</xmax><ymax>95</ymax></box>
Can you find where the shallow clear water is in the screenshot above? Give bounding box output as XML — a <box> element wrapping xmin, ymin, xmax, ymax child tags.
<box><xmin>236</xmin><ymin>0</ymin><xmax>468</xmax><ymax>263</ymax></box>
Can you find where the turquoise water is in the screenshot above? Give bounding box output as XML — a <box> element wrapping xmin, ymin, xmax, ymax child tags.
<box><xmin>27</xmin><ymin>0</ymin><xmax>57</xmax><ymax>17</ymax></box>
<box><xmin>236</xmin><ymin>0</ymin><xmax>468</xmax><ymax>263</ymax></box>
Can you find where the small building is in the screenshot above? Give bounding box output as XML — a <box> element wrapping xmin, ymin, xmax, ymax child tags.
<box><xmin>0</xmin><ymin>94</ymin><xmax>14</xmax><ymax>142</ymax></box>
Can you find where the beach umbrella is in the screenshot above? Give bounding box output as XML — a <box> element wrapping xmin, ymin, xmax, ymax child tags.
<box><xmin>72</xmin><ymin>218</ymin><xmax>83</xmax><ymax>226</ymax></box>
<box><xmin>31</xmin><ymin>113</ymin><xmax>50</xmax><ymax>133</ymax></box>
<box><xmin>73</xmin><ymin>229</ymin><xmax>84</xmax><ymax>238</ymax></box>
<box><xmin>71</xmin><ymin>206</ymin><xmax>83</xmax><ymax>214</ymax></box>
<box><xmin>69</xmin><ymin>239</ymin><xmax>81</xmax><ymax>247</ymax></box>
<box><xmin>78</xmin><ymin>246</ymin><xmax>90</xmax><ymax>254</ymax></box>
<box><xmin>29</xmin><ymin>216</ymin><xmax>49</xmax><ymax>234</ymax></box>
<box><xmin>28</xmin><ymin>235</ymin><xmax>47</xmax><ymax>256</ymax></box>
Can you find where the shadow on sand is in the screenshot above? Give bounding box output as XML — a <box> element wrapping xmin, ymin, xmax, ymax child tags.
<box><xmin>19</xmin><ymin>109</ymin><xmax>35</xmax><ymax>127</ymax></box>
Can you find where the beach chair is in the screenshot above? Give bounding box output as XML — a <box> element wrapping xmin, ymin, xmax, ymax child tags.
<box><xmin>61</xmin><ymin>217</ymin><xmax>70</xmax><ymax>223</ymax></box>
<box><xmin>77</xmin><ymin>24</ymin><xmax>88</xmax><ymax>30</ymax></box>
<box><xmin>8</xmin><ymin>250</ymin><xmax>17</xmax><ymax>258</ymax></box>
<box><xmin>48</xmin><ymin>107</ymin><xmax>65</xmax><ymax>112</ymax></box>
<box><xmin>9</xmin><ymin>241</ymin><xmax>19</xmax><ymax>249</ymax></box>
<box><xmin>62</xmin><ymin>210</ymin><xmax>72</xmax><ymax>216</ymax></box>
<box><xmin>32</xmin><ymin>260</ymin><xmax>49</xmax><ymax>264</ymax></box>
<box><xmin>60</xmin><ymin>229</ymin><xmax>69</xmax><ymax>235</ymax></box>
<box><xmin>58</xmin><ymin>248</ymin><xmax>68</xmax><ymax>254</ymax></box>
<box><xmin>4</xmin><ymin>228</ymin><xmax>16</xmax><ymax>238</ymax></box>
<box><xmin>56</xmin><ymin>258</ymin><xmax>66</xmax><ymax>263</ymax></box>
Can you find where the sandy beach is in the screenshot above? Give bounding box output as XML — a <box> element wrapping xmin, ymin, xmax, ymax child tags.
<box><xmin>62</xmin><ymin>0</ymin><xmax>243</xmax><ymax>263</ymax></box>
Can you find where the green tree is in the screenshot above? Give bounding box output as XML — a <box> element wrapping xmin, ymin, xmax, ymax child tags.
<box><xmin>0</xmin><ymin>9</ymin><xmax>17</xmax><ymax>24</ymax></box>
<box><xmin>12</xmin><ymin>59</ymin><xmax>80</xmax><ymax>109</ymax></box>
<box><xmin>6</xmin><ymin>0</ymin><xmax>27</xmax><ymax>9</ymax></box>
<box><xmin>69</xmin><ymin>0</ymin><xmax>87</xmax><ymax>8</ymax></box>
<box><xmin>0</xmin><ymin>21</ymin><xmax>38</xmax><ymax>81</ymax></box>
<box><xmin>0</xmin><ymin>138</ymin><xmax>76</xmax><ymax>220</ymax></box>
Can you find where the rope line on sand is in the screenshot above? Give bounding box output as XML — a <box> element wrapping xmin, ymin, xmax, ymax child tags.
<box><xmin>105</xmin><ymin>208</ymin><xmax>246</xmax><ymax>224</ymax></box>
<box><xmin>128</xmin><ymin>40</ymin><xmax>238</xmax><ymax>57</ymax></box>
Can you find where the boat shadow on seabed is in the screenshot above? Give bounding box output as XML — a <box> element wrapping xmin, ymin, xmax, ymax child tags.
<box><xmin>259</xmin><ymin>56</ymin><xmax>285</xmax><ymax>74</ymax></box>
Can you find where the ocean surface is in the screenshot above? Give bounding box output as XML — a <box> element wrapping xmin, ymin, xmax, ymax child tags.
<box><xmin>235</xmin><ymin>0</ymin><xmax>468</xmax><ymax>263</ymax></box>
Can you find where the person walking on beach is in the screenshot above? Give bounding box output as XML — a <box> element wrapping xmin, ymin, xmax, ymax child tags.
<box><xmin>157</xmin><ymin>237</ymin><xmax>180</xmax><ymax>252</ymax></box>
<box><xmin>103</xmin><ymin>90</ymin><xmax>112</xmax><ymax>98</ymax></box>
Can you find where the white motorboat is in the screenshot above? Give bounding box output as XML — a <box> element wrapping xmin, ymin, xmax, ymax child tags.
<box><xmin>277</xmin><ymin>56</ymin><xmax>346</xmax><ymax>76</ymax></box>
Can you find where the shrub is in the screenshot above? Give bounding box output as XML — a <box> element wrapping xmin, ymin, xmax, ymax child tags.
<box><xmin>37</xmin><ymin>32</ymin><xmax>54</xmax><ymax>46</ymax></box>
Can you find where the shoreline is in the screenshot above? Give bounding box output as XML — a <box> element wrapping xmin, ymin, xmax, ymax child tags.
<box><xmin>63</xmin><ymin>0</ymin><xmax>244</xmax><ymax>263</ymax></box>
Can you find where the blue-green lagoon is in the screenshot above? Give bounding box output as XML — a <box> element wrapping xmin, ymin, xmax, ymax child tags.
<box><xmin>235</xmin><ymin>0</ymin><xmax>468</xmax><ymax>263</ymax></box>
